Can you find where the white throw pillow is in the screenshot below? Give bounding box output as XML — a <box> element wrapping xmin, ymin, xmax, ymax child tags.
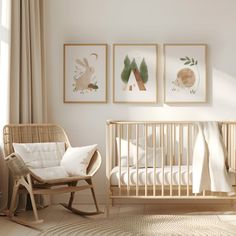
<box><xmin>60</xmin><ymin>144</ymin><xmax>97</xmax><ymax>176</ymax></box>
<box><xmin>132</xmin><ymin>145</ymin><xmax>163</xmax><ymax>168</ymax></box>
<box><xmin>131</xmin><ymin>135</ymin><xmax>154</xmax><ymax>148</ymax></box>
<box><xmin>116</xmin><ymin>137</ymin><xmax>163</xmax><ymax>168</ymax></box>
<box><xmin>13</xmin><ymin>142</ymin><xmax>65</xmax><ymax>169</ymax></box>
<box><xmin>116</xmin><ymin>138</ymin><xmax>135</xmax><ymax>166</ymax></box>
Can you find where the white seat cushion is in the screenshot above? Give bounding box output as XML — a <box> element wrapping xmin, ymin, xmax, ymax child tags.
<box><xmin>31</xmin><ymin>166</ymin><xmax>69</xmax><ymax>181</ymax></box>
<box><xmin>13</xmin><ymin>142</ymin><xmax>65</xmax><ymax>169</ymax></box>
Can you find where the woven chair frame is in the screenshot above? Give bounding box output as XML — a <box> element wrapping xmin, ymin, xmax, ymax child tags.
<box><xmin>3</xmin><ymin>123</ymin><xmax>102</xmax><ymax>228</ymax></box>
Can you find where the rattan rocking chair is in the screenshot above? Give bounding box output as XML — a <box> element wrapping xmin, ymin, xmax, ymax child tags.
<box><xmin>3</xmin><ymin>124</ymin><xmax>102</xmax><ymax>227</ymax></box>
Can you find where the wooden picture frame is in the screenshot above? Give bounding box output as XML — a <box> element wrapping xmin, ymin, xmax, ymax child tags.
<box><xmin>113</xmin><ymin>44</ymin><xmax>158</xmax><ymax>103</ymax></box>
<box><xmin>63</xmin><ymin>44</ymin><xmax>107</xmax><ymax>103</ymax></box>
<box><xmin>164</xmin><ymin>44</ymin><xmax>207</xmax><ymax>104</ymax></box>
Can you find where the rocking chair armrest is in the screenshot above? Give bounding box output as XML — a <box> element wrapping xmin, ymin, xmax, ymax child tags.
<box><xmin>87</xmin><ymin>150</ymin><xmax>102</xmax><ymax>176</ymax></box>
<box><xmin>5</xmin><ymin>153</ymin><xmax>30</xmax><ymax>177</ymax></box>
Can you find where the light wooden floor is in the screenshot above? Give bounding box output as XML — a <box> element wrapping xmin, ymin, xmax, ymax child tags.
<box><xmin>1</xmin><ymin>204</ymin><xmax>236</xmax><ymax>235</ymax></box>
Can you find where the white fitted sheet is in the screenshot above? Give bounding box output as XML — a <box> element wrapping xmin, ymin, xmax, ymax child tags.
<box><xmin>110</xmin><ymin>165</ymin><xmax>193</xmax><ymax>186</ymax></box>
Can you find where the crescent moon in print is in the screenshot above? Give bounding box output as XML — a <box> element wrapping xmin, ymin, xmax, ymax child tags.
<box><xmin>90</xmin><ymin>53</ymin><xmax>98</xmax><ymax>60</ymax></box>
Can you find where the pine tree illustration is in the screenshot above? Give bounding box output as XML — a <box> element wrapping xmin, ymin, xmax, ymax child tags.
<box><xmin>130</xmin><ymin>58</ymin><xmax>138</xmax><ymax>70</ymax></box>
<box><xmin>121</xmin><ymin>55</ymin><xmax>131</xmax><ymax>84</ymax></box>
<box><xmin>139</xmin><ymin>58</ymin><xmax>148</xmax><ymax>83</ymax></box>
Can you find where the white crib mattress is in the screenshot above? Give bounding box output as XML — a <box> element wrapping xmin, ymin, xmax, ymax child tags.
<box><xmin>110</xmin><ymin>165</ymin><xmax>193</xmax><ymax>186</ymax></box>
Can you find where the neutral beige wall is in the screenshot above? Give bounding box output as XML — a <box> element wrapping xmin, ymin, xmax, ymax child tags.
<box><xmin>44</xmin><ymin>0</ymin><xmax>236</xmax><ymax>203</ymax></box>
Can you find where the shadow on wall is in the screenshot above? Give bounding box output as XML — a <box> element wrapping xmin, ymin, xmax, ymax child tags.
<box><xmin>124</xmin><ymin>68</ymin><xmax>236</xmax><ymax>121</ymax></box>
<box><xmin>212</xmin><ymin>69</ymin><xmax>236</xmax><ymax>112</ymax></box>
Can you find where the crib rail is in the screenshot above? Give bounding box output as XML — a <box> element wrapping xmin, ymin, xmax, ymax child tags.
<box><xmin>106</xmin><ymin>121</ymin><xmax>236</xmax><ymax>201</ymax></box>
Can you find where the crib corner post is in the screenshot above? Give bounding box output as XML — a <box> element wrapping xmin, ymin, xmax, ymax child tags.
<box><xmin>106</xmin><ymin>193</ymin><xmax>111</xmax><ymax>218</ymax></box>
<box><xmin>106</xmin><ymin>121</ymin><xmax>112</xmax><ymax>218</ymax></box>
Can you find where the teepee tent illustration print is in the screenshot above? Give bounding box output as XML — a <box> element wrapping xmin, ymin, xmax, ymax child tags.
<box><xmin>121</xmin><ymin>55</ymin><xmax>148</xmax><ymax>91</ymax></box>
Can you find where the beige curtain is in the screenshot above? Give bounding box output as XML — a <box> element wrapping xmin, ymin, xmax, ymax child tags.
<box><xmin>10</xmin><ymin>0</ymin><xmax>47</xmax><ymax>123</ymax></box>
<box><xmin>0</xmin><ymin>0</ymin><xmax>48</xmax><ymax>213</ymax></box>
<box><xmin>0</xmin><ymin>0</ymin><xmax>11</xmax><ymax>213</ymax></box>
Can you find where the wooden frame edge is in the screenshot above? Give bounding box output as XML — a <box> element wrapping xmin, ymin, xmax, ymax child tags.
<box><xmin>63</xmin><ymin>43</ymin><xmax>108</xmax><ymax>104</ymax></box>
<box><xmin>163</xmin><ymin>43</ymin><xmax>208</xmax><ymax>104</ymax></box>
<box><xmin>113</xmin><ymin>43</ymin><xmax>158</xmax><ymax>104</ymax></box>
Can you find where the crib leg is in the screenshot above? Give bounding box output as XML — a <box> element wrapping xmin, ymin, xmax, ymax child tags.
<box><xmin>230</xmin><ymin>199</ymin><xmax>235</xmax><ymax>208</ymax></box>
<box><xmin>106</xmin><ymin>197</ymin><xmax>110</xmax><ymax>218</ymax></box>
<box><xmin>106</xmin><ymin>191</ymin><xmax>110</xmax><ymax>218</ymax></box>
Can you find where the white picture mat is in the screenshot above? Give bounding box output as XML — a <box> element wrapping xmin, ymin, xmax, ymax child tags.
<box><xmin>114</xmin><ymin>45</ymin><xmax>157</xmax><ymax>103</ymax></box>
<box><xmin>64</xmin><ymin>45</ymin><xmax>106</xmax><ymax>102</ymax></box>
<box><xmin>165</xmin><ymin>45</ymin><xmax>206</xmax><ymax>103</ymax></box>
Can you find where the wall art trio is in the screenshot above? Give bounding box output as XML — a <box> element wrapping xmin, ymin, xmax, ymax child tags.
<box><xmin>63</xmin><ymin>43</ymin><xmax>207</xmax><ymax>104</ymax></box>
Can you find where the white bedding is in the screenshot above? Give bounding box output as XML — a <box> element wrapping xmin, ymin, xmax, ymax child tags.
<box><xmin>110</xmin><ymin>165</ymin><xmax>193</xmax><ymax>186</ymax></box>
<box><xmin>111</xmin><ymin>166</ymin><xmax>236</xmax><ymax>186</ymax></box>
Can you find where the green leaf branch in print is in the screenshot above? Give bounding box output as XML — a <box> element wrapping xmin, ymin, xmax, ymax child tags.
<box><xmin>72</xmin><ymin>55</ymin><xmax>99</xmax><ymax>94</ymax></box>
<box><xmin>172</xmin><ymin>56</ymin><xmax>200</xmax><ymax>94</ymax></box>
<box><xmin>121</xmin><ymin>55</ymin><xmax>148</xmax><ymax>91</ymax></box>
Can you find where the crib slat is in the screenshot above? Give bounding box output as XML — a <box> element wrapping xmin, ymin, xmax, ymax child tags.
<box><xmin>222</xmin><ymin>124</ymin><xmax>227</xmax><ymax>147</ymax></box>
<box><xmin>231</xmin><ymin>124</ymin><xmax>233</xmax><ymax>172</ymax></box>
<box><xmin>233</xmin><ymin>125</ymin><xmax>235</xmax><ymax>172</ymax></box>
<box><xmin>127</xmin><ymin>124</ymin><xmax>130</xmax><ymax>196</ymax></box>
<box><xmin>106</xmin><ymin>123</ymin><xmax>111</xmax><ymax>215</ymax></box>
<box><xmin>145</xmin><ymin>124</ymin><xmax>148</xmax><ymax>196</ymax></box>
<box><xmin>187</xmin><ymin>124</ymin><xmax>190</xmax><ymax>196</ymax></box>
<box><xmin>153</xmin><ymin>124</ymin><xmax>156</xmax><ymax>196</ymax></box>
<box><xmin>228</xmin><ymin>124</ymin><xmax>231</xmax><ymax>169</ymax></box>
<box><xmin>118</xmin><ymin>124</ymin><xmax>122</xmax><ymax>196</ymax></box>
<box><xmin>173</xmin><ymin>125</ymin><xmax>176</xmax><ymax>166</ymax></box>
<box><xmin>178</xmin><ymin>124</ymin><xmax>183</xmax><ymax>196</ymax></box>
<box><xmin>161</xmin><ymin>124</ymin><xmax>164</xmax><ymax>196</ymax></box>
<box><xmin>136</xmin><ymin>124</ymin><xmax>139</xmax><ymax>196</ymax></box>
<box><xmin>170</xmin><ymin>124</ymin><xmax>173</xmax><ymax>196</ymax></box>
<box><xmin>234</xmin><ymin>125</ymin><xmax>236</xmax><ymax>182</ymax></box>
<box><xmin>166</xmin><ymin>124</ymin><xmax>168</xmax><ymax>166</ymax></box>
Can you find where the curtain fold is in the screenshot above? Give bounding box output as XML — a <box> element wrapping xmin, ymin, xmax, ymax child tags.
<box><xmin>10</xmin><ymin>0</ymin><xmax>47</xmax><ymax>123</ymax></box>
<box><xmin>0</xmin><ymin>0</ymin><xmax>11</xmax><ymax>213</ymax></box>
<box><xmin>0</xmin><ymin>0</ymin><xmax>48</xmax><ymax>213</ymax></box>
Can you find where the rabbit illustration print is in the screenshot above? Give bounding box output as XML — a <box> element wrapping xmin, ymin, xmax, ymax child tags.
<box><xmin>64</xmin><ymin>44</ymin><xmax>107</xmax><ymax>103</ymax></box>
<box><xmin>73</xmin><ymin>57</ymin><xmax>97</xmax><ymax>93</ymax></box>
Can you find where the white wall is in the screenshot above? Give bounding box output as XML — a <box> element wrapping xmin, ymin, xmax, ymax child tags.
<box><xmin>45</xmin><ymin>0</ymin><xmax>236</xmax><ymax>203</ymax></box>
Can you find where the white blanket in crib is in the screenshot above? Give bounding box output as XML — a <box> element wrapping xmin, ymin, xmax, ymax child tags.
<box><xmin>192</xmin><ymin>122</ymin><xmax>233</xmax><ymax>194</ymax></box>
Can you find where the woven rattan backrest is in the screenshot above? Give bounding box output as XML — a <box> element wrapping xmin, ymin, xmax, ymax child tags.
<box><xmin>3</xmin><ymin>124</ymin><xmax>71</xmax><ymax>157</ymax></box>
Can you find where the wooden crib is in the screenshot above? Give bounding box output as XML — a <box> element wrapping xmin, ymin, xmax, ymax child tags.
<box><xmin>106</xmin><ymin>121</ymin><xmax>236</xmax><ymax>215</ymax></box>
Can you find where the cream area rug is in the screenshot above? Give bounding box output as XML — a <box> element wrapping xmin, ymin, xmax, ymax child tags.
<box><xmin>39</xmin><ymin>215</ymin><xmax>236</xmax><ymax>236</ymax></box>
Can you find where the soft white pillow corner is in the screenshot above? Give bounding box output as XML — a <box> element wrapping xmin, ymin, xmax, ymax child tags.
<box><xmin>60</xmin><ymin>144</ymin><xmax>97</xmax><ymax>176</ymax></box>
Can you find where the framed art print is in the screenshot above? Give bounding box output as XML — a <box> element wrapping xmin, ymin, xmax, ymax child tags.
<box><xmin>113</xmin><ymin>44</ymin><xmax>158</xmax><ymax>103</ymax></box>
<box><xmin>164</xmin><ymin>44</ymin><xmax>207</xmax><ymax>104</ymax></box>
<box><xmin>64</xmin><ymin>44</ymin><xmax>107</xmax><ymax>103</ymax></box>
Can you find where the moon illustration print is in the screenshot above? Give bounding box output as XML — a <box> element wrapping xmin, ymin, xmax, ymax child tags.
<box><xmin>164</xmin><ymin>44</ymin><xmax>206</xmax><ymax>103</ymax></box>
<box><xmin>64</xmin><ymin>44</ymin><xmax>107</xmax><ymax>103</ymax></box>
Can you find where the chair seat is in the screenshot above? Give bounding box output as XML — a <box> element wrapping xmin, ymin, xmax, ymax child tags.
<box><xmin>30</xmin><ymin>166</ymin><xmax>90</xmax><ymax>184</ymax></box>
